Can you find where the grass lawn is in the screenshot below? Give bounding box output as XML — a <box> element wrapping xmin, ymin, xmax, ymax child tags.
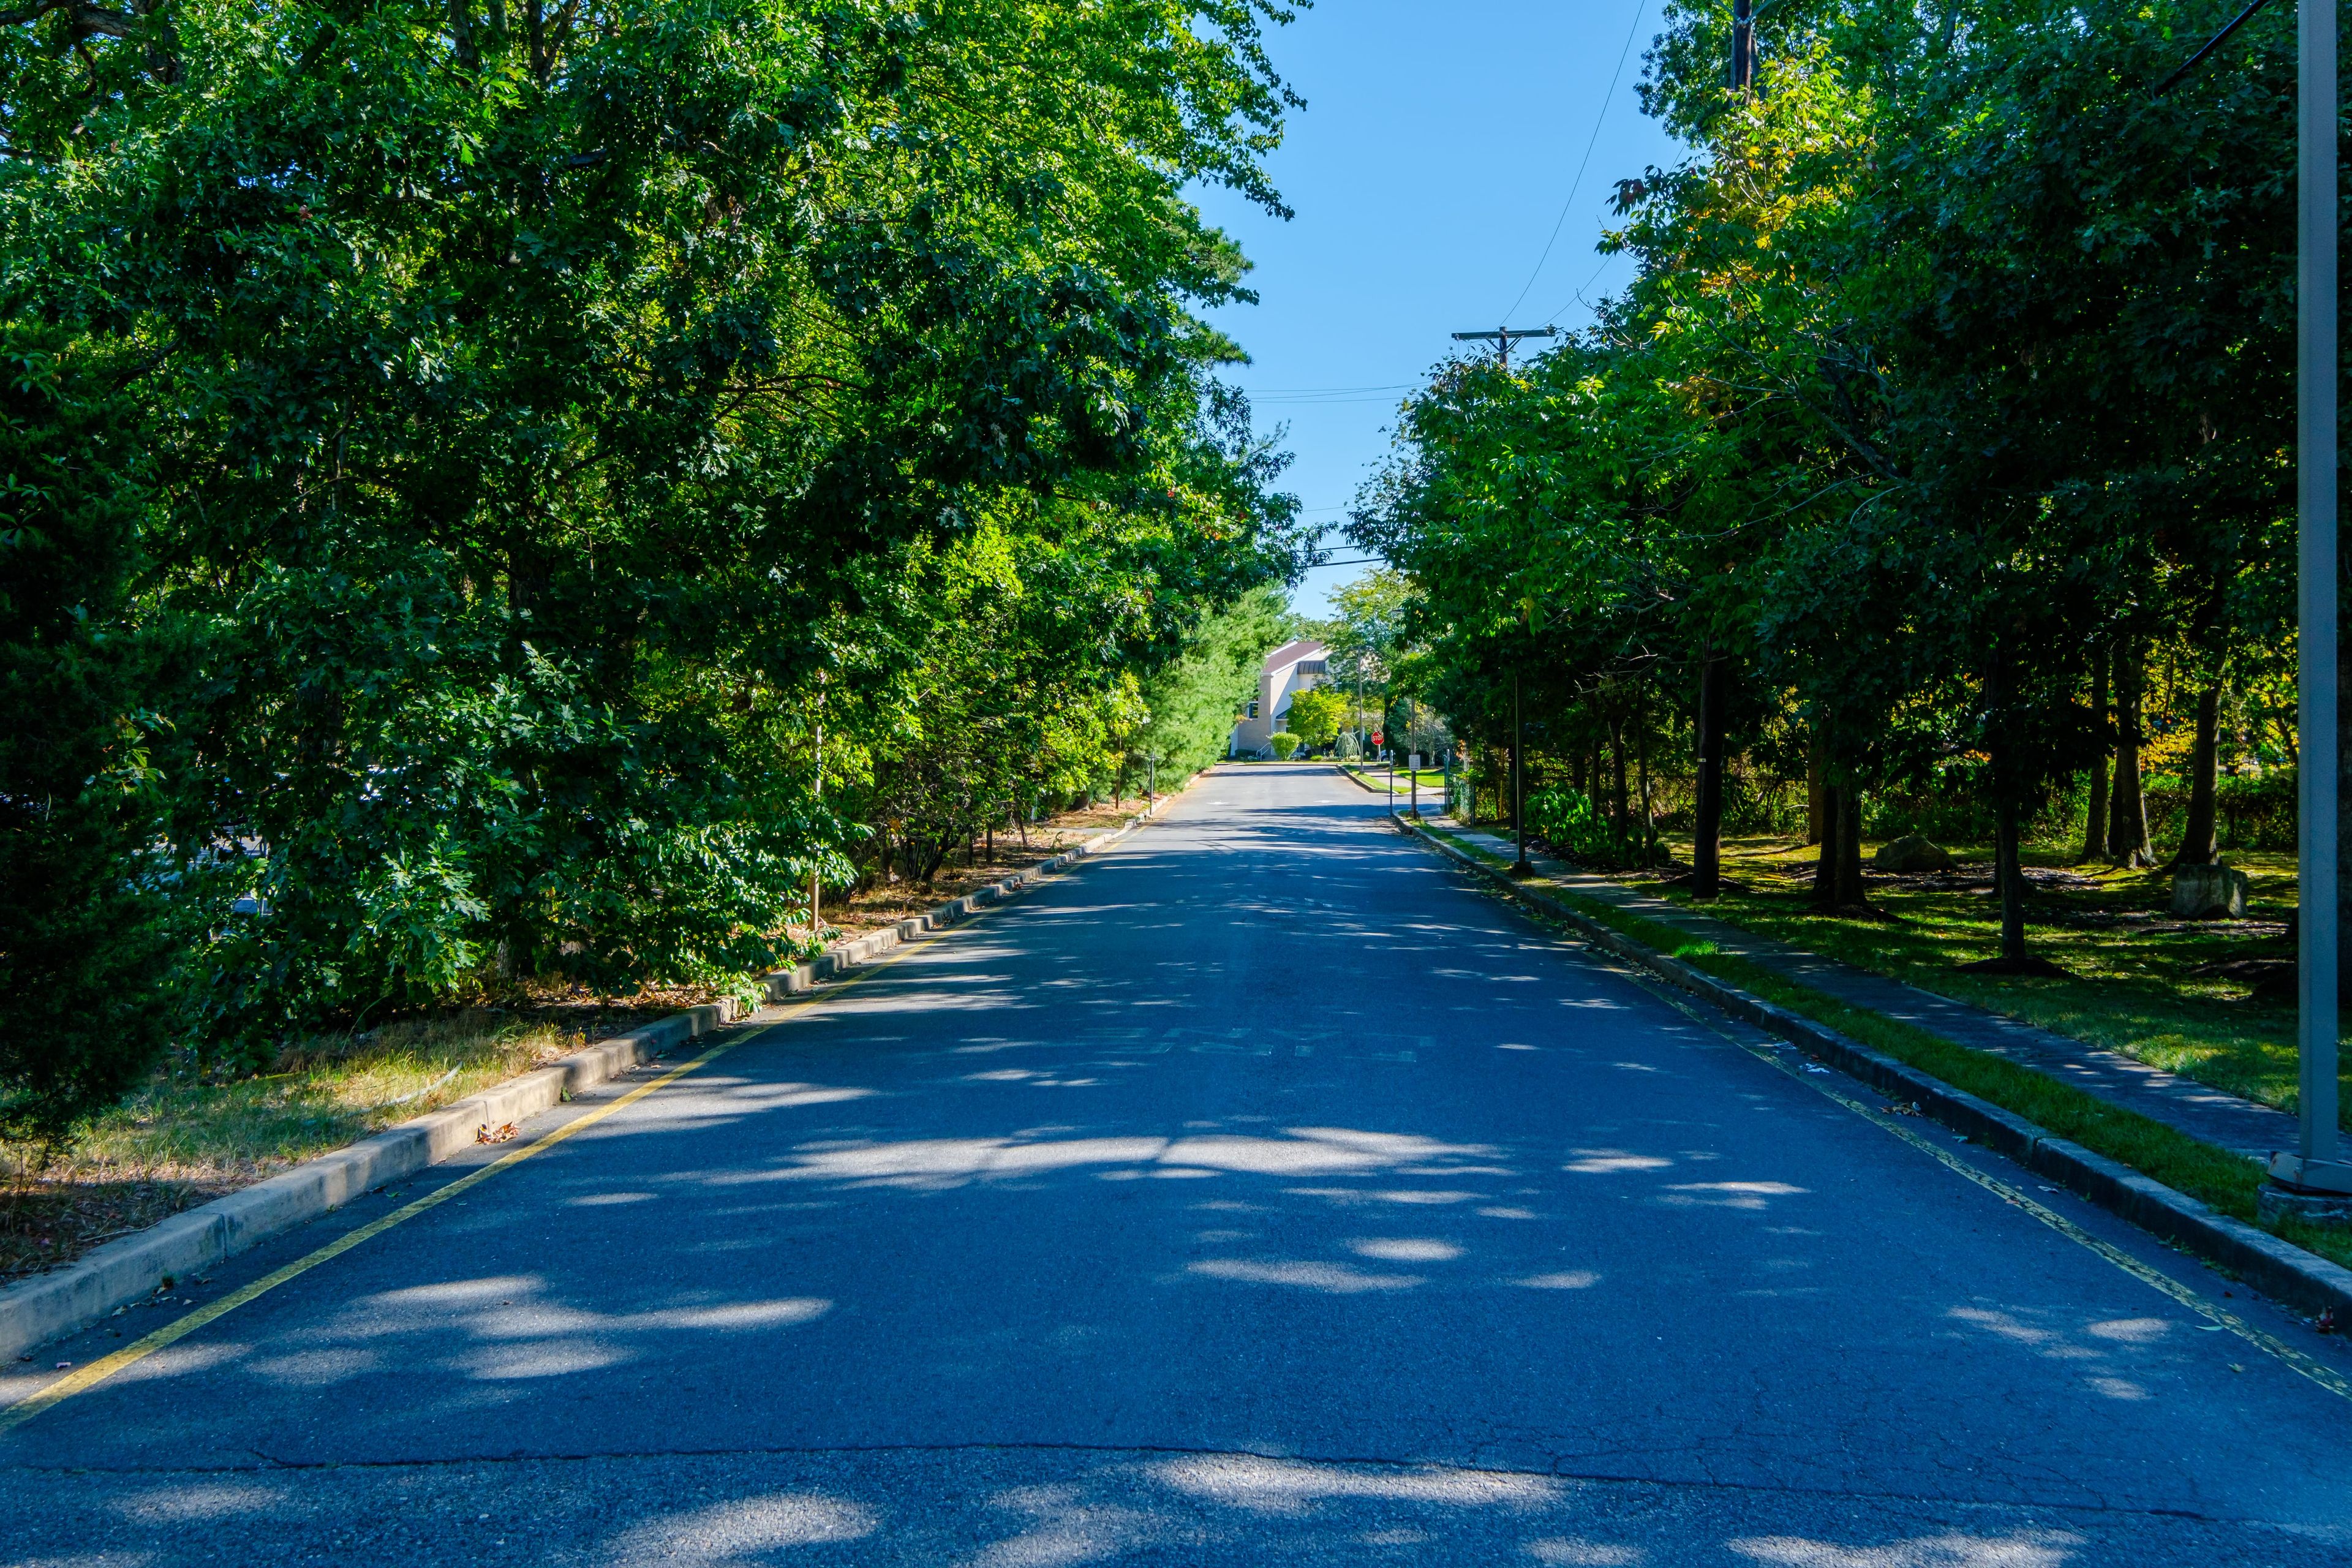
<box><xmin>1341</xmin><ymin>765</ymin><xmax>1447</xmax><ymax>792</ymax></box>
<box><xmin>1621</xmin><ymin>834</ymin><xmax>2348</xmax><ymax>1133</ymax></box>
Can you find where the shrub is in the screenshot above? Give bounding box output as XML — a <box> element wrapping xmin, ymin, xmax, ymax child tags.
<box><xmin>1525</xmin><ymin>786</ymin><xmax>1666</xmax><ymax>870</ymax></box>
<box><xmin>1335</xmin><ymin>731</ymin><xmax>1363</xmax><ymax>762</ymax></box>
<box><xmin>1269</xmin><ymin>732</ymin><xmax>1301</xmax><ymax>760</ymax></box>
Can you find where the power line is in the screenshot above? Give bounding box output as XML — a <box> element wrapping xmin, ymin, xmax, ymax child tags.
<box><xmin>1498</xmin><ymin>0</ymin><xmax>1649</xmax><ymax>325</ymax></box>
<box><xmin>1542</xmin><ymin>249</ymin><xmax>1627</xmax><ymax>328</ymax></box>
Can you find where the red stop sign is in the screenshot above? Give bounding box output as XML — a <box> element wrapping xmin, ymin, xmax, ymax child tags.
<box><xmin>1371</xmin><ymin>732</ymin><xmax>1384</xmax><ymax>746</ymax></box>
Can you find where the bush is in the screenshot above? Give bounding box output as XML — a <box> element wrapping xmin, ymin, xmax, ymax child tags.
<box><xmin>1335</xmin><ymin>731</ymin><xmax>1362</xmax><ymax>762</ymax></box>
<box><xmin>2142</xmin><ymin>767</ymin><xmax>2295</xmax><ymax>853</ymax></box>
<box><xmin>1269</xmin><ymin>732</ymin><xmax>1300</xmax><ymax>760</ymax></box>
<box><xmin>1525</xmin><ymin>786</ymin><xmax>1665</xmax><ymax>870</ymax></box>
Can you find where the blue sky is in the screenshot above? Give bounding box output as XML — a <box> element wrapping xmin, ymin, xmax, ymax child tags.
<box><xmin>1191</xmin><ymin>0</ymin><xmax>1687</xmax><ymax>619</ymax></box>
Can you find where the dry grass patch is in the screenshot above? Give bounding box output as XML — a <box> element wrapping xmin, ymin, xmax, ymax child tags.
<box><xmin>815</xmin><ymin>792</ymin><xmax>1171</xmax><ymax>943</ymax></box>
<box><xmin>2</xmin><ymin>1009</ymin><xmax>589</xmax><ymax>1284</ymax></box>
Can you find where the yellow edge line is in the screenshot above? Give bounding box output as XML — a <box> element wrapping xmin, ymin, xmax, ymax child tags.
<box><xmin>0</xmin><ymin>924</ymin><xmax>949</xmax><ymax>1438</ymax></box>
<box><xmin>1419</xmin><ymin>824</ymin><xmax>2349</xmax><ymax>1402</ymax></box>
<box><xmin>1632</xmin><ymin>977</ymin><xmax>2352</xmax><ymax>1403</ymax></box>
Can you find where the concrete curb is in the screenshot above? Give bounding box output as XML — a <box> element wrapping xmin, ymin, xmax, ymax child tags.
<box><xmin>0</xmin><ymin>1000</ymin><xmax>741</xmax><ymax>1364</ymax></box>
<box><xmin>0</xmin><ymin>788</ymin><xmax>1186</xmax><ymax>1364</ymax></box>
<box><xmin>1403</xmin><ymin>818</ymin><xmax>2352</xmax><ymax>1322</ymax></box>
<box><xmin>760</xmin><ymin>791</ymin><xmax>1177</xmax><ymax>1002</ymax></box>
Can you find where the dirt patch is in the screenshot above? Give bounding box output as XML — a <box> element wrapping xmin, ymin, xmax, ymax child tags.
<box><xmin>0</xmin><ymin>1174</ymin><xmax>243</xmax><ymax>1291</ymax></box>
<box><xmin>813</xmin><ymin>793</ymin><xmax>1168</xmax><ymax>943</ymax></box>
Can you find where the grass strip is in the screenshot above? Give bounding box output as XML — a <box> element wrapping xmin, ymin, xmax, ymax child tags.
<box><xmin>1419</xmin><ymin>823</ymin><xmax>2352</xmax><ymax>1274</ymax></box>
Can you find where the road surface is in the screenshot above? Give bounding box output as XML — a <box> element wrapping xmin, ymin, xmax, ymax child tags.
<box><xmin>5</xmin><ymin>763</ymin><xmax>2348</xmax><ymax>1566</ymax></box>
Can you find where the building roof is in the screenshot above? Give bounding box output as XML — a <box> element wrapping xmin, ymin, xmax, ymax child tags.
<box><xmin>1261</xmin><ymin>638</ymin><xmax>1327</xmax><ymax>673</ymax></box>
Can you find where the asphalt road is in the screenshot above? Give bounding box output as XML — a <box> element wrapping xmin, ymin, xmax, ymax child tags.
<box><xmin>6</xmin><ymin>763</ymin><xmax>2351</xmax><ymax>1567</ymax></box>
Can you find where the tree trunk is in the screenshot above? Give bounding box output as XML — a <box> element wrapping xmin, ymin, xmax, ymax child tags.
<box><xmin>1813</xmin><ymin>783</ymin><xmax>1841</xmax><ymax>908</ymax></box>
<box><xmin>1996</xmin><ymin>791</ymin><xmax>2029</xmax><ymax>962</ymax></box>
<box><xmin>1836</xmin><ymin>788</ymin><xmax>1866</xmax><ymax>907</ymax></box>
<box><xmin>2107</xmin><ymin>644</ymin><xmax>2155</xmax><ymax>867</ymax></box>
<box><xmin>2172</xmin><ymin>682</ymin><xmax>2222</xmax><ymax>867</ymax></box>
<box><xmin>1609</xmin><ymin>714</ymin><xmax>1629</xmax><ymax>842</ymax></box>
<box><xmin>1806</xmin><ymin>744</ymin><xmax>1828</xmax><ymax>846</ymax></box>
<box><xmin>1692</xmin><ymin>654</ymin><xmax>1730</xmax><ymax>897</ymax></box>
<box><xmin>2076</xmin><ymin>653</ymin><xmax>2109</xmax><ymax>865</ymax></box>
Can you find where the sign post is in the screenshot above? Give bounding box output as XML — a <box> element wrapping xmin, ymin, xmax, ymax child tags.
<box><xmin>1409</xmin><ymin>752</ymin><xmax>1423</xmax><ymax>819</ymax></box>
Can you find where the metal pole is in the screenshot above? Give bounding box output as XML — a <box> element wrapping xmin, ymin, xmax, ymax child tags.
<box><xmin>2275</xmin><ymin>0</ymin><xmax>2349</xmax><ymax>1194</ymax></box>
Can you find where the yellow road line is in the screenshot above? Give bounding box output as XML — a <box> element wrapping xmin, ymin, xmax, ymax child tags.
<box><xmin>1636</xmin><ymin>978</ymin><xmax>2352</xmax><ymax>1403</ymax></box>
<box><xmin>0</xmin><ymin>935</ymin><xmax>933</xmax><ymax>1438</ymax></box>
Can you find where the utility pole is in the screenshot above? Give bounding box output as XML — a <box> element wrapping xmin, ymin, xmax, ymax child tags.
<box><xmin>2272</xmin><ymin>0</ymin><xmax>2349</xmax><ymax>1199</ymax></box>
<box><xmin>1455</xmin><ymin>322</ymin><xmax>1551</xmax><ymax>878</ymax></box>
<box><xmin>1452</xmin><ymin>326</ymin><xmax>1559</xmax><ymax>371</ymax></box>
<box><xmin>809</xmin><ymin>674</ymin><xmax>825</xmax><ymax>945</ymax></box>
<box><xmin>1511</xmin><ymin>671</ymin><xmax>1531</xmax><ymax>878</ymax></box>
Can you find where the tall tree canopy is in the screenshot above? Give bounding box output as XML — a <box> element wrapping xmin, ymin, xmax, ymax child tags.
<box><xmin>1352</xmin><ymin>0</ymin><xmax>2318</xmax><ymax>963</ymax></box>
<box><xmin>0</xmin><ymin>0</ymin><xmax>1308</xmax><ymax>1134</ymax></box>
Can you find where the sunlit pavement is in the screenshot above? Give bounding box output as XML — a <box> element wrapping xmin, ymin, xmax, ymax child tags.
<box><xmin>6</xmin><ymin>763</ymin><xmax>2350</xmax><ymax>1567</ymax></box>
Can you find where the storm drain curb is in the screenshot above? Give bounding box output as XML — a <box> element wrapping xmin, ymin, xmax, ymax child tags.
<box><xmin>0</xmin><ymin>1000</ymin><xmax>742</xmax><ymax>1363</ymax></box>
<box><xmin>1404</xmin><ymin>820</ymin><xmax>2352</xmax><ymax>1322</ymax></box>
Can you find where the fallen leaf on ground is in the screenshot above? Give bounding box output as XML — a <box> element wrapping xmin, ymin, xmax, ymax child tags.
<box><xmin>477</xmin><ymin>1122</ymin><xmax>518</xmax><ymax>1144</ymax></box>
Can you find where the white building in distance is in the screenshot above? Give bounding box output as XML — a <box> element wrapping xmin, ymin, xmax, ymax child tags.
<box><xmin>1228</xmin><ymin>638</ymin><xmax>1329</xmax><ymax>758</ymax></box>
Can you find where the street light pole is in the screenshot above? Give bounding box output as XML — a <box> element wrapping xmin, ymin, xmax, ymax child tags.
<box><xmin>2272</xmin><ymin>0</ymin><xmax>2350</xmax><ymax>1197</ymax></box>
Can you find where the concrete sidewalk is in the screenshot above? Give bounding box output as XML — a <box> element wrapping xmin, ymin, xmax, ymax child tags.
<box><xmin>1427</xmin><ymin>815</ymin><xmax>2300</xmax><ymax>1161</ymax></box>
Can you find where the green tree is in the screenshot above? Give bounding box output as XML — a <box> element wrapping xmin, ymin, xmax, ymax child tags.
<box><xmin>0</xmin><ymin>0</ymin><xmax>1310</xmax><ymax>1118</ymax></box>
<box><xmin>1284</xmin><ymin>687</ymin><xmax>1347</xmax><ymax>748</ymax></box>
